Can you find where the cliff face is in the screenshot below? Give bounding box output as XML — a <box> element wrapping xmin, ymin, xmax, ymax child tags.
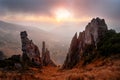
<box><xmin>20</xmin><ymin>31</ymin><xmax>42</xmax><ymax>67</ymax></box>
<box><xmin>84</xmin><ymin>18</ymin><xmax>107</xmax><ymax>46</ymax></box>
<box><xmin>62</xmin><ymin>18</ymin><xmax>108</xmax><ymax>69</ymax></box>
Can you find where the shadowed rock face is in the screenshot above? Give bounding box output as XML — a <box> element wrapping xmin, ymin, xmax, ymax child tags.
<box><xmin>42</xmin><ymin>41</ymin><xmax>56</xmax><ymax>67</ymax></box>
<box><xmin>20</xmin><ymin>31</ymin><xmax>42</xmax><ymax>67</ymax></box>
<box><xmin>62</xmin><ymin>17</ymin><xmax>108</xmax><ymax>69</ymax></box>
<box><xmin>20</xmin><ymin>31</ymin><xmax>56</xmax><ymax>67</ymax></box>
<box><xmin>62</xmin><ymin>33</ymin><xmax>80</xmax><ymax>69</ymax></box>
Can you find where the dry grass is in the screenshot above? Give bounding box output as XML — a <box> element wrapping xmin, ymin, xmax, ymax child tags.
<box><xmin>0</xmin><ymin>55</ymin><xmax>120</xmax><ymax>80</ymax></box>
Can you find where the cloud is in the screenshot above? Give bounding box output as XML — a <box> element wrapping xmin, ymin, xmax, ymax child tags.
<box><xmin>0</xmin><ymin>0</ymin><xmax>120</xmax><ymax>22</ymax></box>
<box><xmin>0</xmin><ymin>0</ymin><xmax>67</xmax><ymax>16</ymax></box>
<box><xmin>68</xmin><ymin>0</ymin><xmax>120</xmax><ymax>20</ymax></box>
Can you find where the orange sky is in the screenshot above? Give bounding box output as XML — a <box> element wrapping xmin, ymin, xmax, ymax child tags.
<box><xmin>0</xmin><ymin>0</ymin><xmax>120</xmax><ymax>34</ymax></box>
<box><xmin>1</xmin><ymin>9</ymin><xmax>91</xmax><ymax>23</ymax></box>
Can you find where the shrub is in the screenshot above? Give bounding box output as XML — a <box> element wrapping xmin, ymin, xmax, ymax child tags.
<box><xmin>97</xmin><ymin>29</ymin><xmax>120</xmax><ymax>56</ymax></box>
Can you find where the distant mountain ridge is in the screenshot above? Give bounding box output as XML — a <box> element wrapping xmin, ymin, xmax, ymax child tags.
<box><xmin>0</xmin><ymin>20</ymin><xmax>68</xmax><ymax>64</ymax></box>
<box><xmin>0</xmin><ymin>18</ymin><xmax>120</xmax><ymax>80</ymax></box>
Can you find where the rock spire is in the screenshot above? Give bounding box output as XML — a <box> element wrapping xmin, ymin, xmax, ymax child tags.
<box><xmin>62</xmin><ymin>17</ymin><xmax>108</xmax><ymax>69</ymax></box>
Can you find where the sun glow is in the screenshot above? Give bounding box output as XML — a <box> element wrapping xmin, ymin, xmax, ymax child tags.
<box><xmin>2</xmin><ymin>9</ymin><xmax>91</xmax><ymax>23</ymax></box>
<box><xmin>54</xmin><ymin>8</ymin><xmax>73</xmax><ymax>22</ymax></box>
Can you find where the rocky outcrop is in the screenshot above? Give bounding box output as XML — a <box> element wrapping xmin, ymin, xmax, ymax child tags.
<box><xmin>62</xmin><ymin>33</ymin><xmax>80</xmax><ymax>69</ymax></box>
<box><xmin>62</xmin><ymin>17</ymin><xmax>108</xmax><ymax>69</ymax></box>
<box><xmin>20</xmin><ymin>31</ymin><xmax>42</xmax><ymax>67</ymax></box>
<box><xmin>20</xmin><ymin>31</ymin><xmax>56</xmax><ymax>67</ymax></box>
<box><xmin>84</xmin><ymin>18</ymin><xmax>108</xmax><ymax>46</ymax></box>
<box><xmin>42</xmin><ymin>41</ymin><xmax>56</xmax><ymax>66</ymax></box>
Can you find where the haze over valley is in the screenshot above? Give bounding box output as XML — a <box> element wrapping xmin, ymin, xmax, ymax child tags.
<box><xmin>0</xmin><ymin>20</ymin><xmax>70</xmax><ymax>64</ymax></box>
<box><xmin>0</xmin><ymin>0</ymin><xmax>120</xmax><ymax>80</ymax></box>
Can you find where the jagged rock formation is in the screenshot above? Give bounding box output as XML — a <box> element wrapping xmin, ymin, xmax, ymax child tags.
<box><xmin>62</xmin><ymin>17</ymin><xmax>108</xmax><ymax>69</ymax></box>
<box><xmin>84</xmin><ymin>18</ymin><xmax>108</xmax><ymax>46</ymax></box>
<box><xmin>20</xmin><ymin>31</ymin><xmax>42</xmax><ymax>67</ymax></box>
<box><xmin>42</xmin><ymin>41</ymin><xmax>56</xmax><ymax>66</ymax></box>
<box><xmin>20</xmin><ymin>31</ymin><xmax>56</xmax><ymax>67</ymax></box>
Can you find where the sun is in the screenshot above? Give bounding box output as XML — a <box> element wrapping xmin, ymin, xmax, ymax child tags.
<box><xmin>54</xmin><ymin>8</ymin><xmax>73</xmax><ymax>22</ymax></box>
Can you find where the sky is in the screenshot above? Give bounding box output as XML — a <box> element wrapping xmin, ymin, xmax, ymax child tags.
<box><xmin>0</xmin><ymin>0</ymin><xmax>120</xmax><ymax>37</ymax></box>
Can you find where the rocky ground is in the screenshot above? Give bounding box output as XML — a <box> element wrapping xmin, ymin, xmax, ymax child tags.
<box><xmin>0</xmin><ymin>54</ymin><xmax>120</xmax><ymax>80</ymax></box>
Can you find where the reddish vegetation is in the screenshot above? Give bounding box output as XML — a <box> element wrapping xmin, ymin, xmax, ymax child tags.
<box><xmin>0</xmin><ymin>54</ymin><xmax>120</xmax><ymax>80</ymax></box>
<box><xmin>0</xmin><ymin>18</ymin><xmax>120</xmax><ymax>80</ymax></box>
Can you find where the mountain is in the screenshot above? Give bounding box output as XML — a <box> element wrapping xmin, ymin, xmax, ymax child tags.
<box><xmin>0</xmin><ymin>18</ymin><xmax>120</xmax><ymax>80</ymax></box>
<box><xmin>0</xmin><ymin>21</ymin><xmax>68</xmax><ymax>64</ymax></box>
<box><xmin>63</xmin><ymin>17</ymin><xmax>120</xmax><ymax>69</ymax></box>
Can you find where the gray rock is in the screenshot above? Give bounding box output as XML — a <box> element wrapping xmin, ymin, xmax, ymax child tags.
<box><xmin>20</xmin><ymin>31</ymin><xmax>42</xmax><ymax>67</ymax></box>
<box><xmin>62</xmin><ymin>18</ymin><xmax>108</xmax><ymax>69</ymax></box>
<box><xmin>42</xmin><ymin>41</ymin><xmax>56</xmax><ymax>67</ymax></box>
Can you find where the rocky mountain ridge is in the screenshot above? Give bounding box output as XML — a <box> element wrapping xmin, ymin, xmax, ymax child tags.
<box><xmin>62</xmin><ymin>17</ymin><xmax>108</xmax><ymax>69</ymax></box>
<box><xmin>0</xmin><ymin>18</ymin><xmax>120</xmax><ymax>80</ymax></box>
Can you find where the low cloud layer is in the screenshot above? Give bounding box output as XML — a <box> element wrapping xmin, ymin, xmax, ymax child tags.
<box><xmin>0</xmin><ymin>0</ymin><xmax>66</xmax><ymax>16</ymax></box>
<box><xmin>0</xmin><ymin>0</ymin><xmax>120</xmax><ymax>32</ymax></box>
<box><xmin>0</xmin><ymin>0</ymin><xmax>120</xmax><ymax>18</ymax></box>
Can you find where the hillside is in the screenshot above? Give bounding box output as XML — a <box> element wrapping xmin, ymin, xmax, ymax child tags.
<box><xmin>0</xmin><ymin>53</ymin><xmax>120</xmax><ymax>80</ymax></box>
<box><xmin>62</xmin><ymin>17</ymin><xmax>120</xmax><ymax>69</ymax></box>
<box><xmin>0</xmin><ymin>21</ymin><xmax>68</xmax><ymax>64</ymax></box>
<box><xmin>0</xmin><ymin>18</ymin><xmax>120</xmax><ymax>80</ymax></box>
